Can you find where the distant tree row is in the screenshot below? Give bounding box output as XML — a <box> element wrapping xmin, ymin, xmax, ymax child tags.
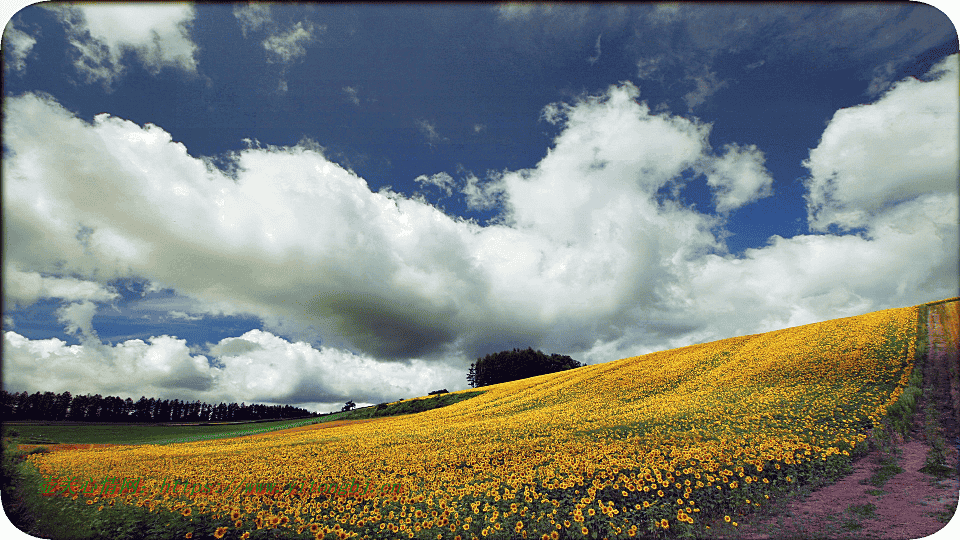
<box><xmin>466</xmin><ymin>347</ymin><xmax>583</xmax><ymax>388</ymax></box>
<box><xmin>0</xmin><ymin>390</ymin><xmax>314</xmax><ymax>422</ymax></box>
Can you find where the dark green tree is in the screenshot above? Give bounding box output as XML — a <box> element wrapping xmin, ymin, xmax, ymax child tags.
<box><xmin>467</xmin><ymin>347</ymin><xmax>582</xmax><ymax>388</ymax></box>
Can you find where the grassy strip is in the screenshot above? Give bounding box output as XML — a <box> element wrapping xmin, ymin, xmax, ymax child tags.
<box><xmin>2</xmin><ymin>391</ymin><xmax>485</xmax><ymax>447</ymax></box>
<box><xmin>313</xmin><ymin>390</ymin><xmax>485</xmax><ymax>423</ymax></box>
<box><xmin>920</xmin><ymin>390</ymin><xmax>954</xmax><ymax>478</ymax></box>
<box><xmin>2</xmin><ymin>417</ymin><xmax>321</xmax><ymax>446</ymax></box>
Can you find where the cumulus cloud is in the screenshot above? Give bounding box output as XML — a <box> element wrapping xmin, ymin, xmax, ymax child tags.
<box><xmin>414</xmin><ymin>172</ymin><xmax>456</xmax><ymax>196</ymax></box>
<box><xmin>233</xmin><ymin>3</ymin><xmax>320</xmax><ymax>65</ymax></box>
<box><xmin>701</xmin><ymin>143</ymin><xmax>774</xmax><ymax>213</ymax></box>
<box><xmin>3</xmin><ymin>266</ymin><xmax>119</xmax><ymax>308</ymax></box>
<box><xmin>4</xmin><ymin>331</ymin><xmax>217</xmax><ymax>399</ymax></box>
<box><xmin>462</xmin><ymin>173</ymin><xmax>506</xmax><ymax>211</ymax></box>
<box><xmin>231</xmin><ymin>3</ymin><xmax>322</xmax><ymax>93</ymax></box>
<box><xmin>3</xmin><ymin>58</ymin><xmax>956</xmax><ymax>405</ymax></box>
<box><xmin>3</xmin><ymin>329</ymin><xmax>464</xmax><ymax>410</ymax></box>
<box><xmin>48</xmin><ymin>3</ymin><xmax>198</xmax><ymax>86</ymax></box>
<box><xmin>56</xmin><ymin>301</ymin><xmax>100</xmax><ymax>341</ymax></box>
<box><xmin>2</xmin><ymin>19</ymin><xmax>37</xmax><ymax>73</ymax></box>
<box><xmin>804</xmin><ymin>54</ymin><xmax>959</xmax><ymax>232</ymax></box>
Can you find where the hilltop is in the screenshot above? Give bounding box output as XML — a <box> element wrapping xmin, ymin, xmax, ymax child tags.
<box><xmin>5</xmin><ymin>299</ymin><xmax>957</xmax><ymax>540</ymax></box>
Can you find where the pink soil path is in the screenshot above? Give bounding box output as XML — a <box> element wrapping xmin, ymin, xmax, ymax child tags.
<box><xmin>727</xmin><ymin>441</ymin><xmax>958</xmax><ymax>539</ymax></box>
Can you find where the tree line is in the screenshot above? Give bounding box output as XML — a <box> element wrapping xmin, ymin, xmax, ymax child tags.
<box><xmin>467</xmin><ymin>347</ymin><xmax>583</xmax><ymax>388</ymax></box>
<box><xmin>0</xmin><ymin>390</ymin><xmax>314</xmax><ymax>422</ymax></box>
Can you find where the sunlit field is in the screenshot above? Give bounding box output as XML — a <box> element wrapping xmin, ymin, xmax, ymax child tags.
<box><xmin>23</xmin><ymin>305</ymin><xmax>919</xmax><ymax>539</ymax></box>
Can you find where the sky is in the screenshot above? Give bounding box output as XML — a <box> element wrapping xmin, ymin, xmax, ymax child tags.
<box><xmin>2</xmin><ymin>2</ymin><xmax>958</xmax><ymax>415</ymax></box>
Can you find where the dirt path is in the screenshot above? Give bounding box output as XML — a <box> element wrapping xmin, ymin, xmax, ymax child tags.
<box><xmin>712</xmin><ymin>300</ymin><xmax>960</xmax><ymax>539</ymax></box>
<box><xmin>721</xmin><ymin>441</ymin><xmax>958</xmax><ymax>539</ymax></box>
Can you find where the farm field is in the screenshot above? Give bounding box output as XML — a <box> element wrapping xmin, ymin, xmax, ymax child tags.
<box><xmin>2</xmin><ymin>391</ymin><xmax>485</xmax><ymax>448</ymax></box>
<box><xmin>5</xmin><ymin>301</ymin><xmax>951</xmax><ymax>540</ymax></box>
<box><xmin>4</xmin><ymin>417</ymin><xmax>322</xmax><ymax>448</ymax></box>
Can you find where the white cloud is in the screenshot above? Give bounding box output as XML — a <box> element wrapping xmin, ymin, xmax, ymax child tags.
<box><xmin>3</xmin><ymin>60</ymin><xmax>956</xmax><ymax>406</ymax></box>
<box><xmin>496</xmin><ymin>3</ymin><xmax>540</xmax><ymax>21</ymax></box>
<box><xmin>49</xmin><ymin>3</ymin><xmax>198</xmax><ymax>86</ymax></box>
<box><xmin>262</xmin><ymin>20</ymin><xmax>317</xmax><ymax>64</ymax></box>
<box><xmin>56</xmin><ymin>300</ymin><xmax>99</xmax><ymax>341</ymax></box>
<box><xmin>683</xmin><ymin>66</ymin><xmax>727</xmax><ymax>110</ymax></box>
<box><xmin>414</xmin><ymin>172</ymin><xmax>456</xmax><ymax>196</ymax></box>
<box><xmin>416</xmin><ymin>119</ymin><xmax>448</xmax><ymax>147</ymax></box>
<box><xmin>2</xmin><ymin>19</ymin><xmax>36</xmax><ymax>73</ymax></box>
<box><xmin>233</xmin><ymin>2</ymin><xmax>272</xmax><ymax>38</ymax></box>
<box><xmin>804</xmin><ymin>54</ymin><xmax>959</xmax><ymax>232</ymax></box>
<box><xmin>671</xmin><ymin>190</ymin><xmax>958</xmax><ymax>341</ymax></box>
<box><xmin>2</xmin><ymin>329</ymin><xmax>464</xmax><ymax>410</ymax></box>
<box><xmin>231</xmin><ymin>4</ymin><xmax>318</xmax><ymax>65</ymax></box>
<box><xmin>701</xmin><ymin>143</ymin><xmax>774</xmax><ymax>213</ymax></box>
<box><xmin>343</xmin><ymin>86</ymin><xmax>360</xmax><ymax>106</ymax></box>
<box><xmin>3</xmin><ymin>331</ymin><xmax>217</xmax><ymax>398</ymax></box>
<box><xmin>3</xmin><ymin>266</ymin><xmax>119</xmax><ymax>308</ymax></box>
<box><xmin>167</xmin><ymin>310</ymin><xmax>203</xmax><ymax>321</ymax></box>
<box><xmin>231</xmin><ymin>4</ymin><xmax>322</xmax><ymax>94</ymax></box>
<box><xmin>462</xmin><ymin>173</ymin><xmax>505</xmax><ymax>211</ymax></box>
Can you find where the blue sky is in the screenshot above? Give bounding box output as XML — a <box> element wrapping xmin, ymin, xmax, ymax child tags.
<box><xmin>2</xmin><ymin>3</ymin><xmax>958</xmax><ymax>415</ymax></box>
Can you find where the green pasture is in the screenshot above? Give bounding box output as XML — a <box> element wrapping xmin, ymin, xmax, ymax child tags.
<box><xmin>1</xmin><ymin>390</ymin><xmax>484</xmax><ymax>446</ymax></box>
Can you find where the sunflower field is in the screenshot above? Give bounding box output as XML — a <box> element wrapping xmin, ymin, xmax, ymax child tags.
<box><xmin>25</xmin><ymin>304</ymin><xmax>920</xmax><ymax>540</ymax></box>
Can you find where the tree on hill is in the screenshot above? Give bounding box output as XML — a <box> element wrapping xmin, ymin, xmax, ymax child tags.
<box><xmin>467</xmin><ymin>347</ymin><xmax>582</xmax><ymax>388</ymax></box>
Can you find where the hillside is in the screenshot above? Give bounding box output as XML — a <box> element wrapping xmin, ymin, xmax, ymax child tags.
<box><xmin>11</xmin><ymin>301</ymin><xmax>953</xmax><ymax>540</ymax></box>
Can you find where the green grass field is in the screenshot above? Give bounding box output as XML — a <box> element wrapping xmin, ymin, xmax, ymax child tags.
<box><xmin>1</xmin><ymin>390</ymin><xmax>484</xmax><ymax>446</ymax></box>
